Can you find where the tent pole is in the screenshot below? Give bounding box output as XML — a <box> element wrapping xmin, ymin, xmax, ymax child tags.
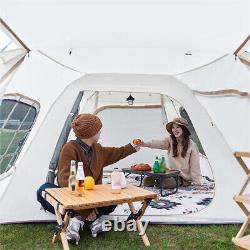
<box><xmin>0</xmin><ymin>18</ymin><xmax>30</xmax><ymax>52</ymax></box>
<box><xmin>46</xmin><ymin>91</ymin><xmax>84</xmax><ymax>183</ymax></box>
<box><xmin>194</xmin><ymin>89</ymin><xmax>250</xmax><ymax>98</ymax></box>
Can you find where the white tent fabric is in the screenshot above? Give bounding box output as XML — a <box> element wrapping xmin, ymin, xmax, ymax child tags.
<box><xmin>177</xmin><ymin>54</ymin><xmax>250</xmax><ymax>152</ymax></box>
<box><xmin>0</xmin><ymin>48</ymin><xmax>26</xmax><ymax>64</ymax></box>
<box><xmin>0</xmin><ymin>56</ymin><xmax>20</xmax><ymax>79</ymax></box>
<box><xmin>177</xmin><ymin>55</ymin><xmax>250</xmax><ymax>92</ymax></box>
<box><xmin>1</xmin><ymin>0</ymin><xmax>249</xmax><ymax>74</ymax></box>
<box><xmin>40</xmin><ymin>48</ymin><xmax>225</xmax><ymax>75</ymax></box>
<box><xmin>1</xmin><ymin>0</ymin><xmax>248</xmax><ymax>50</ymax></box>
<box><xmin>0</xmin><ymin>51</ymin><xmax>247</xmax><ymax>223</ymax></box>
<box><xmin>195</xmin><ymin>95</ymin><xmax>250</xmax><ymax>152</ymax></box>
<box><xmin>0</xmin><ymin>53</ymin><xmax>26</xmax><ymax>99</ymax></box>
<box><xmin>0</xmin><ymin>52</ymin><xmax>81</xmax><ymax>222</ymax></box>
<box><xmin>0</xmin><ymin>0</ymin><xmax>250</xmax><ymax>224</ymax></box>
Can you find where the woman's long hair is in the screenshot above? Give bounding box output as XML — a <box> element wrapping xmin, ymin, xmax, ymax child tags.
<box><xmin>171</xmin><ymin>125</ymin><xmax>190</xmax><ymax>158</ymax></box>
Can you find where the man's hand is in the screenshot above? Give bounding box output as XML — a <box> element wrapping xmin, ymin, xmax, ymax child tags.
<box><xmin>132</xmin><ymin>139</ymin><xmax>145</xmax><ymax>151</ymax></box>
<box><xmin>86</xmin><ymin>208</ymin><xmax>99</xmax><ymax>222</ymax></box>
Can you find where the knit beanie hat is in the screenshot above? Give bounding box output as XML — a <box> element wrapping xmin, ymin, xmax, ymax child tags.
<box><xmin>71</xmin><ymin>113</ymin><xmax>102</xmax><ymax>139</ymax></box>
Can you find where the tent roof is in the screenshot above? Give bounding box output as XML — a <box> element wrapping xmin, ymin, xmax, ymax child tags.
<box><xmin>1</xmin><ymin>0</ymin><xmax>249</xmax><ymax>73</ymax></box>
<box><xmin>39</xmin><ymin>48</ymin><xmax>226</xmax><ymax>75</ymax></box>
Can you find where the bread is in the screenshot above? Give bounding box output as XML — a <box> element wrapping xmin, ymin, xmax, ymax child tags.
<box><xmin>131</xmin><ymin>163</ymin><xmax>151</xmax><ymax>171</ymax></box>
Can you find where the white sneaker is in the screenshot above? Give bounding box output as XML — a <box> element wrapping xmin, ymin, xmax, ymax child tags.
<box><xmin>89</xmin><ymin>216</ymin><xmax>105</xmax><ymax>238</ymax></box>
<box><xmin>66</xmin><ymin>217</ymin><xmax>85</xmax><ymax>245</ymax></box>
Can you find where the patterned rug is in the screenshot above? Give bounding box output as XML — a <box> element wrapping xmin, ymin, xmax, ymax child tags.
<box><xmin>111</xmin><ymin>175</ymin><xmax>215</xmax><ymax>217</ymax></box>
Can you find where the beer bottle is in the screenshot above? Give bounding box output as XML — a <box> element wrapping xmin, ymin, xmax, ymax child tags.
<box><xmin>68</xmin><ymin>160</ymin><xmax>76</xmax><ymax>193</ymax></box>
<box><xmin>75</xmin><ymin>162</ymin><xmax>85</xmax><ymax>196</ymax></box>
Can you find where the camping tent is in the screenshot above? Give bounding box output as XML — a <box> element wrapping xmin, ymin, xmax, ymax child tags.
<box><xmin>0</xmin><ymin>0</ymin><xmax>250</xmax><ymax>224</ymax></box>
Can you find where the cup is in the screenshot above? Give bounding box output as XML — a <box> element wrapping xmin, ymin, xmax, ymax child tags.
<box><xmin>111</xmin><ymin>171</ymin><xmax>122</xmax><ymax>194</ymax></box>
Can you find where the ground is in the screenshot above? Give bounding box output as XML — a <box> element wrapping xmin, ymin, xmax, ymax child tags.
<box><xmin>0</xmin><ymin>223</ymin><xmax>243</xmax><ymax>249</ymax></box>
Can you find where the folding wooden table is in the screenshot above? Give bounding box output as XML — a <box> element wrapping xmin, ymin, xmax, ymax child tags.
<box><xmin>45</xmin><ymin>184</ymin><xmax>158</xmax><ymax>250</ymax></box>
<box><xmin>122</xmin><ymin>168</ymin><xmax>180</xmax><ymax>196</ymax></box>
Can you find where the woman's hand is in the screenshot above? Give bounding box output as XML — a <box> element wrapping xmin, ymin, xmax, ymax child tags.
<box><xmin>86</xmin><ymin>208</ymin><xmax>99</xmax><ymax>221</ymax></box>
<box><xmin>132</xmin><ymin>139</ymin><xmax>145</xmax><ymax>147</ymax></box>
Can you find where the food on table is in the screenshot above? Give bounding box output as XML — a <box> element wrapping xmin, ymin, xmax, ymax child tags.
<box><xmin>131</xmin><ymin>163</ymin><xmax>151</xmax><ymax>171</ymax></box>
<box><xmin>84</xmin><ymin>176</ymin><xmax>95</xmax><ymax>190</ymax></box>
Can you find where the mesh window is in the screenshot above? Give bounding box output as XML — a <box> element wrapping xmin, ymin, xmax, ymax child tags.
<box><xmin>0</xmin><ymin>96</ymin><xmax>39</xmax><ymax>174</ymax></box>
<box><xmin>4</xmin><ymin>102</ymin><xmax>30</xmax><ymax>130</ymax></box>
<box><xmin>0</xmin><ymin>100</ymin><xmax>16</xmax><ymax>127</ymax></box>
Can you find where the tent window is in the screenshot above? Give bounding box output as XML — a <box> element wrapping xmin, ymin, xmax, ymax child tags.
<box><xmin>0</xmin><ymin>94</ymin><xmax>39</xmax><ymax>175</ymax></box>
<box><xmin>179</xmin><ymin>107</ymin><xmax>205</xmax><ymax>155</ymax></box>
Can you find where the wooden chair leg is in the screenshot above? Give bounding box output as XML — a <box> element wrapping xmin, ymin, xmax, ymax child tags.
<box><xmin>128</xmin><ymin>202</ymin><xmax>150</xmax><ymax>247</ymax></box>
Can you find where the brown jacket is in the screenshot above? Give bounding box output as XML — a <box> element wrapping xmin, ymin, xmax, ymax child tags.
<box><xmin>57</xmin><ymin>140</ymin><xmax>136</xmax><ymax>187</ymax></box>
<box><xmin>56</xmin><ymin>140</ymin><xmax>136</xmax><ymax>219</ymax></box>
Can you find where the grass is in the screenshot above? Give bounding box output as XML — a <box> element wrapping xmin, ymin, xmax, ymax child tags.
<box><xmin>0</xmin><ymin>223</ymin><xmax>241</xmax><ymax>250</ymax></box>
<box><xmin>0</xmin><ymin>129</ymin><xmax>27</xmax><ymax>174</ymax></box>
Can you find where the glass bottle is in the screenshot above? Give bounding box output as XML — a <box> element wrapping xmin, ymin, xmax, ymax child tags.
<box><xmin>153</xmin><ymin>157</ymin><xmax>160</xmax><ymax>173</ymax></box>
<box><xmin>159</xmin><ymin>156</ymin><xmax>166</xmax><ymax>173</ymax></box>
<box><xmin>68</xmin><ymin>160</ymin><xmax>76</xmax><ymax>193</ymax></box>
<box><xmin>75</xmin><ymin>162</ymin><xmax>85</xmax><ymax>196</ymax></box>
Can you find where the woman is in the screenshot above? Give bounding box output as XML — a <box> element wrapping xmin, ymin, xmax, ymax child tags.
<box><xmin>139</xmin><ymin>117</ymin><xmax>202</xmax><ymax>188</ymax></box>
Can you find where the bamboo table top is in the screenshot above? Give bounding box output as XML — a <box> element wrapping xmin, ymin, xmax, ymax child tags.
<box><xmin>45</xmin><ymin>184</ymin><xmax>157</xmax><ymax>210</ymax></box>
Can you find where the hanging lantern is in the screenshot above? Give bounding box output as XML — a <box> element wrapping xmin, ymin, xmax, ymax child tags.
<box><xmin>126</xmin><ymin>93</ymin><xmax>135</xmax><ymax>105</ymax></box>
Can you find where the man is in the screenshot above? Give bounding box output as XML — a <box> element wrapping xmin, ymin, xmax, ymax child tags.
<box><xmin>57</xmin><ymin>113</ymin><xmax>138</xmax><ymax>245</ymax></box>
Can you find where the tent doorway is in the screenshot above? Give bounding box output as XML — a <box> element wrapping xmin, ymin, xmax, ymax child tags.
<box><xmin>67</xmin><ymin>91</ymin><xmax>215</xmax><ymax>216</ymax></box>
